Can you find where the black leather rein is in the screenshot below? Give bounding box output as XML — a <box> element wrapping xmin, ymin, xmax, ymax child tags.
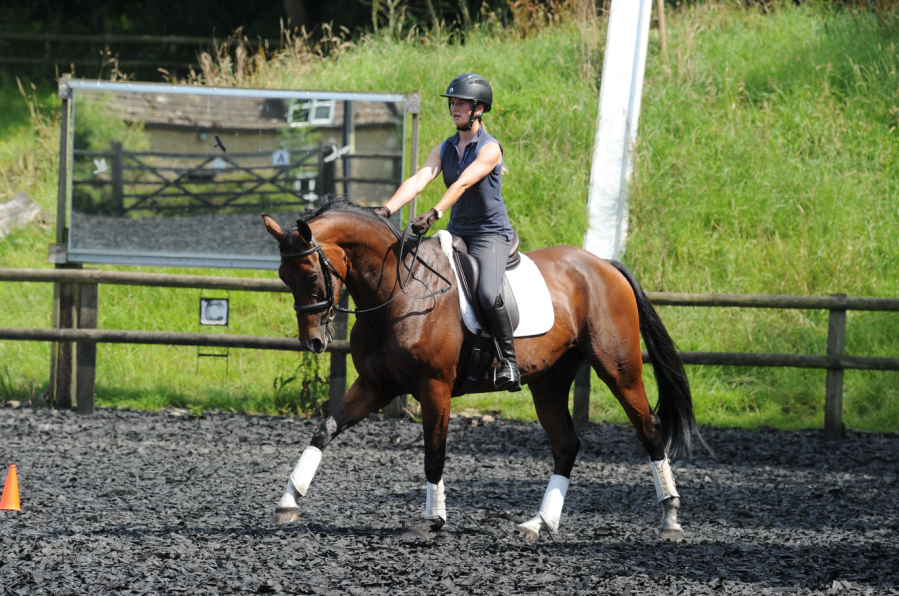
<box><xmin>280</xmin><ymin>214</ymin><xmax>453</xmax><ymax>322</ymax></box>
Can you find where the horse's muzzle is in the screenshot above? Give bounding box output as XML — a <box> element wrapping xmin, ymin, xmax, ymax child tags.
<box><xmin>304</xmin><ymin>337</ymin><xmax>327</xmax><ymax>354</ymax></box>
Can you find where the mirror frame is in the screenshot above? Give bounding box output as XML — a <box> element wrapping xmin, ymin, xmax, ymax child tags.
<box><xmin>62</xmin><ymin>80</ymin><xmax>407</xmax><ymax>270</ymax></box>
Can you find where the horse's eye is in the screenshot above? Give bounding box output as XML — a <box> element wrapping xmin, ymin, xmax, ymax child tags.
<box><xmin>304</xmin><ymin>274</ymin><xmax>318</xmax><ymax>289</ymax></box>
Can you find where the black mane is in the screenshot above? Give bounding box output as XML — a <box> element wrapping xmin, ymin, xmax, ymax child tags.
<box><xmin>279</xmin><ymin>197</ymin><xmax>383</xmax><ymax>250</ymax></box>
<box><xmin>298</xmin><ymin>197</ymin><xmax>381</xmax><ymax>224</ymax></box>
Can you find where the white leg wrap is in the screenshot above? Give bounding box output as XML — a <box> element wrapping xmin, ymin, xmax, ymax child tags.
<box><xmin>537</xmin><ymin>474</ymin><xmax>569</xmax><ymax>533</ymax></box>
<box><xmin>650</xmin><ymin>455</ymin><xmax>680</xmax><ymax>504</ymax></box>
<box><xmin>423</xmin><ymin>480</ymin><xmax>446</xmax><ymax>522</ymax></box>
<box><xmin>276</xmin><ymin>488</ymin><xmax>299</xmax><ymax>510</ymax></box>
<box><xmin>289</xmin><ymin>446</ymin><xmax>323</xmax><ymax>497</ymax></box>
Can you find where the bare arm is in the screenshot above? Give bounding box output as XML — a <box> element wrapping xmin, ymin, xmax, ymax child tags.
<box><xmin>433</xmin><ymin>142</ymin><xmax>502</xmax><ymax>213</ymax></box>
<box><xmin>381</xmin><ymin>143</ymin><xmax>443</xmax><ymax>215</ymax></box>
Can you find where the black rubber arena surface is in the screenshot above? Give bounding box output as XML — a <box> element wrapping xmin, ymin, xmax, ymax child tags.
<box><xmin>1</xmin><ymin>407</ymin><xmax>897</xmax><ymax>595</ymax></box>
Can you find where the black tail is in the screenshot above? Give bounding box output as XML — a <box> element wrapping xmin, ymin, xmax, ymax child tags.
<box><xmin>608</xmin><ymin>260</ymin><xmax>705</xmax><ymax>459</ymax></box>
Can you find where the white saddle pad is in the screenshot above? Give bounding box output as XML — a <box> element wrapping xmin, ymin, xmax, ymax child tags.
<box><xmin>436</xmin><ymin>230</ymin><xmax>554</xmax><ymax>338</ymax></box>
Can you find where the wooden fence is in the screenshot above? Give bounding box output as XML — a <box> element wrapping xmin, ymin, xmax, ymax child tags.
<box><xmin>71</xmin><ymin>144</ymin><xmax>404</xmax><ymax>216</ymax></box>
<box><xmin>0</xmin><ymin>267</ymin><xmax>358</xmax><ymax>419</ymax></box>
<box><xmin>0</xmin><ymin>32</ymin><xmax>278</xmax><ymax>71</ymax></box>
<box><xmin>571</xmin><ymin>292</ymin><xmax>899</xmax><ymax>440</ymax></box>
<box><xmin>1</xmin><ymin>267</ymin><xmax>898</xmax><ymax>439</ymax></box>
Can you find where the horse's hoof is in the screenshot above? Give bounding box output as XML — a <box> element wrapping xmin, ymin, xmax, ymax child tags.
<box><xmin>517</xmin><ymin>527</ymin><xmax>540</xmax><ymax>541</ymax></box>
<box><xmin>659</xmin><ymin>497</ymin><xmax>683</xmax><ymax>542</ymax></box>
<box><xmin>516</xmin><ymin>515</ymin><xmax>544</xmax><ymax>541</ymax></box>
<box><xmin>660</xmin><ymin>527</ymin><xmax>684</xmax><ymax>542</ymax></box>
<box><xmin>272</xmin><ymin>507</ymin><xmax>300</xmax><ymax>526</ymax></box>
<box><xmin>401</xmin><ymin>518</ymin><xmax>444</xmax><ymax>542</ymax></box>
<box><xmin>401</xmin><ymin>527</ymin><xmax>433</xmax><ymax>542</ymax></box>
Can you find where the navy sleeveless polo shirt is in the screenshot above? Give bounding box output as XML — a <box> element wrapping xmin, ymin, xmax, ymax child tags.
<box><xmin>440</xmin><ymin>127</ymin><xmax>513</xmax><ymax>238</ymax></box>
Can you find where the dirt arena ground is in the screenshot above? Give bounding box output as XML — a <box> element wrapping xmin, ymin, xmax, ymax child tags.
<box><xmin>1</xmin><ymin>406</ymin><xmax>897</xmax><ymax>595</ymax></box>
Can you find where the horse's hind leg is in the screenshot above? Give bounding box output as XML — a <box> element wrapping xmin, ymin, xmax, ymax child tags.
<box><xmin>516</xmin><ymin>351</ymin><xmax>583</xmax><ymax>541</ymax></box>
<box><xmin>584</xmin><ymin>346</ymin><xmax>684</xmax><ymax>542</ymax></box>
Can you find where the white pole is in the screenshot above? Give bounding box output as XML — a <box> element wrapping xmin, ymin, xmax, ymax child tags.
<box><xmin>583</xmin><ymin>0</ymin><xmax>653</xmax><ymax>260</ymax></box>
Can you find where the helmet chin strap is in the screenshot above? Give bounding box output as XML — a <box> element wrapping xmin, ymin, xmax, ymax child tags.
<box><xmin>454</xmin><ymin>100</ymin><xmax>481</xmax><ymax>132</ymax></box>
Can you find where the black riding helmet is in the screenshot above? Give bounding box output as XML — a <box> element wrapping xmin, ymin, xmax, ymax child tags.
<box><xmin>441</xmin><ymin>73</ymin><xmax>493</xmax><ymax>131</ymax></box>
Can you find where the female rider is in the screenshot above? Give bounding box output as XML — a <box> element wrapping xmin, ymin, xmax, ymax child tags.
<box><xmin>373</xmin><ymin>73</ymin><xmax>520</xmax><ymax>392</ymax></box>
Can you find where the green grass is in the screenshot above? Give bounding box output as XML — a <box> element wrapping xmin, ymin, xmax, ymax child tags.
<box><xmin>626</xmin><ymin>4</ymin><xmax>899</xmax><ymax>431</ymax></box>
<box><xmin>1</xmin><ymin>5</ymin><xmax>897</xmax><ymax>431</ymax></box>
<box><xmin>0</xmin><ymin>74</ymin><xmax>54</xmax><ymax>140</ymax></box>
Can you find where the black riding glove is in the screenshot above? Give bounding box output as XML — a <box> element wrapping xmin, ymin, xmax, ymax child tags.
<box><xmin>410</xmin><ymin>208</ymin><xmax>439</xmax><ymax>236</ymax></box>
<box><xmin>373</xmin><ymin>206</ymin><xmax>392</xmax><ymax>219</ymax></box>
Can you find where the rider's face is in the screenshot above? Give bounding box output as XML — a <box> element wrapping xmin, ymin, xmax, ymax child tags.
<box><xmin>449</xmin><ymin>97</ymin><xmax>480</xmax><ymax>127</ymax></box>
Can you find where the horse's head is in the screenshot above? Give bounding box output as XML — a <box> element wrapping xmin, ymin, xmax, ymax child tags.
<box><xmin>263</xmin><ymin>214</ymin><xmax>339</xmax><ymax>354</ymax></box>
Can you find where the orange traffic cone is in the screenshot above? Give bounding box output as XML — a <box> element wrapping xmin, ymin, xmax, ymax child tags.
<box><xmin>0</xmin><ymin>465</ymin><xmax>20</xmax><ymax>511</ymax></box>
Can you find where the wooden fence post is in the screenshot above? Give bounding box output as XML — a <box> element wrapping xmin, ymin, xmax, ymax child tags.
<box><xmin>76</xmin><ymin>281</ymin><xmax>98</xmax><ymax>415</ymax></box>
<box><xmin>341</xmin><ymin>100</ymin><xmax>355</xmax><ymax>200</ymax></box>
<box><xmin>111</xmin><ymin>141</ymin><xmax>124</xmax><ymax>215</ymax></box>
<box><xmin>383</xmin><ymin>93</ymin><xmax>421</xmax><ymax>421</ymax></box>
<box><xmin>384</xmin><ymin>394</ymin><xmax>408</xmax><ymax>418</ymax></box>
<box><xmin>824</xmin><ymin>294</ymin><xmax>847</xmax><ymax>440</ymax></box>
<box><xmin>406</xmin><ymin>91</ymin><xmax>421</xmax><ymax>219</ymax></box>
<box><xmin>52</xmin><ymin>273</ymin><xmax>81</xmax><ymax>408</ymax></box>
<box><xmin>51</xmin><ymin>76</ymin><xmax>78</xmax><ymax>409</ymax></box>
<box><xmin>328</xmin><ymin>309</ymin><xmax>348</xmax><ymax>416</ymax></box>
<box><xmin>573</xmin><ymin>361</ymin><xmax>591</xmax><ymax>430</ymax></box>
<box><xmin>655</xmin><ymin>0</ymin><xmax>668</xmax><ymax>72</ymax></box>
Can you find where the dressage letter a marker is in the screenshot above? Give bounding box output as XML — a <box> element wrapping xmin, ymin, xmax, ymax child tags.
<box><xmin>273</xmin><ymin>150</ymin><xmax>291</xmax><ymax>166</ymax></box>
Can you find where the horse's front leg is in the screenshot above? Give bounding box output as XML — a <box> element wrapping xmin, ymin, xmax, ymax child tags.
<box><xmin>273</xmin><ymin>377</ymin><xmax>395</xmax><ymax>525</ymax></box>
<box><xmin>402</xmin><ymin>378</ymin><xmax>452</xmax><ymax>541</ymax></box>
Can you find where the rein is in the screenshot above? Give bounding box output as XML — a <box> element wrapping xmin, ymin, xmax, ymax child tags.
<box><xmin>280</xmin><ymin>214</ymin><xmax>453</xmax><ymax>323</ymax></box>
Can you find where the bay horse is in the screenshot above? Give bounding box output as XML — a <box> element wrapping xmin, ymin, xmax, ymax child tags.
<box><xmin>262</xmin><ymin>199</ymin><xmax>699</xmax><ymax>541</ymax></box>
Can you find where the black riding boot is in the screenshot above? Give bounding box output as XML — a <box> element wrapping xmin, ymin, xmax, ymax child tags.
<box><xmin>485</xmin><ymin>294</ymin><xmax>521</xmax><ymax>392</ymax></box>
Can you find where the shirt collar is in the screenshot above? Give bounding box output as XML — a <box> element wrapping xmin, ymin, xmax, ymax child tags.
<box><xmin>451</xmin><ymin>126</ymin><xmax>485</xmax><ymax>150</ymax></box>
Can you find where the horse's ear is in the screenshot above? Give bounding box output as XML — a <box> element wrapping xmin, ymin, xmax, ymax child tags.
<box><xmin>262</xmin><ymin>214</ymin><xmax>283</xmax><ymax>240</ymax></box>
<box><xmin>295</xmin><ymin>219</ymin><xmax>313</xmax><ymax>244</ymax></box>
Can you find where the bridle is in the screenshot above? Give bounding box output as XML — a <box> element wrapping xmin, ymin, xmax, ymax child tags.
<box><xmin>279</xmin><ymin>234</ymin><xmax>344</xmax><ymax>324</ymax></box>
<box><xmin>280</xmin><ymin>214</ymin><xmax>452</xmax><ymax>338</ymax></box>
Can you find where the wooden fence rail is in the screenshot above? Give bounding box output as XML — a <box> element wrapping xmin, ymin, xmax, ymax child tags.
<box><xmin>646</xmin><ymin>292</ymin><xmax>899</xmax><ymax>312</ymax></box>
<box><xmin>0</xmin><ymin>32</ymin><xmax>277</xmax><ymax>45</ymax></box>
<box><xmin>0</xmin><ymin>268</ymin><xmax>287</xmax><ymax>292</ymax></box>
<box><xmin>0</xmin><ymin>32</ymin><xmax>279</xmax><ymax>71</ymax></box>
<box><xmin>0</xmin><ymin>327</ymin><xmax>349</xmax><ymax>353</ymax></box>
<box><xmin>1</xmin><ymin>268</ymin><xmax>897</xmax><ymax>438</ymax></box>
<box><xmin>575</xmin><ymin>290</ymin><xmax>899</xmax><ymax>440</ymax></box>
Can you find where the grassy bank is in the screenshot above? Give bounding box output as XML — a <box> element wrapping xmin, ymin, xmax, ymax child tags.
<box><xmin>624</xmin><ymin>4</ymin><xmax>899</xmax><ymax>431</ymax></box>
<box><xmin>1</xmin><ymin>5</ymin><xmax>897</xmax><ymax>431</ymax></box>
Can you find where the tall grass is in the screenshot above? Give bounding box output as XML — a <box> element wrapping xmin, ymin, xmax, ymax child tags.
<box><xmin>614</xmin><ymin>3</ymin><xmax>899</xmax><ymax>431</ymax></box>
<box><xmin>192</xmin><ymin>12</ymin><xmax>605</xmax><ymax>250</ymax></box>
<box><xmin>0</xmin><ymin>4</ymin><xmax>896</xmax><ymax>430</ymax></box>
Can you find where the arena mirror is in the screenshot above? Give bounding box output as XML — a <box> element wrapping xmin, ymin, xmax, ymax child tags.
<box><xmin>65</xmin><ymin>80</ymin><xmax>407</xmax><ymax>269</ymax></box>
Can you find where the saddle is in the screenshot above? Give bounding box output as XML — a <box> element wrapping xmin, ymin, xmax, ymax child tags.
<box><xmin>450</xmin><ymin>231</ymin><xmax>521</xmax><ymax>332</ymax></box>
<box><xmin>448</xmin><ymin>231</ymin><xmax>521</xmax><ymax>397</ymax></box>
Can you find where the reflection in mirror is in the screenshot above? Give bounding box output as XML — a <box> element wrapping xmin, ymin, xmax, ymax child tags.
<box><xmin>68</xmin><ymin>84</ymin><xmax>404</xmax><ymax>268</ymax></box>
